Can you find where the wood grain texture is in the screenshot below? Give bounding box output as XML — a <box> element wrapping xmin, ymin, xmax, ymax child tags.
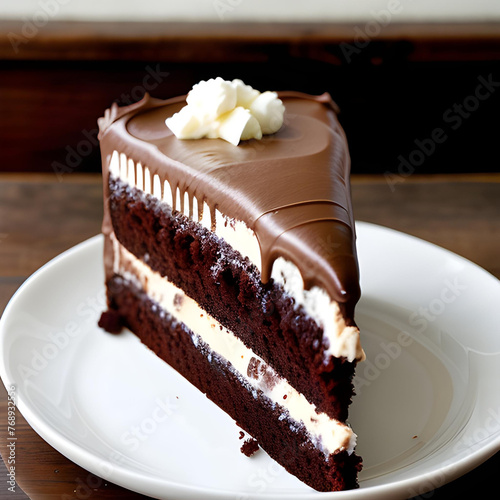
<box><xmin>351</xmin><ymin>176</ymin><xmax>500</xmax><ymax>279</ymax></box>
<box><xmin>0</xmin><ymin>173</ymin><xmax>499</xmax><ymax>499</ymax></box>
<box><xmin>2</xmin><ymin>21</ymin><xmax>500</xmax><ymax>62</ymax></box>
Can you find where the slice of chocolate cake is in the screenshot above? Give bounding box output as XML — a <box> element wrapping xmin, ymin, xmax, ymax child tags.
<box><xmin>98</xmin><ymin>78</ymin><xmax>365</xmax><ymax>492</ymax></box>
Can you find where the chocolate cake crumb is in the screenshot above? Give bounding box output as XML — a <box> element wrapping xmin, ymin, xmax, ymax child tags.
<box><xmin>98</xmin><ymin>310</ymin><xmax>123</xmax><ymax>334</ymax></box>
<box><xmin>239</xmin><ymin>431</ymin><xmax>245</xmax><ymax>440</ymax></box>
<box><xmin>241</xmin><ymin>438</ymin><xmax>259</xmax><ymax>457</ymax></box>
<box><xmin>173</xmin><ymin>293</ymin><xmax>184</xmax><ymax>311</ymax></box>
<box><xmin>247</xmin><ymin>357</ymin><xmax>263</xmax><ymax>379</ymax></box>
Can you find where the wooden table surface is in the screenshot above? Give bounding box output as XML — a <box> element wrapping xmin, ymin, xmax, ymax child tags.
<box><xmin>0</xmin><ymin>172</ymin><xmax>499</xmax><ymax>500</ymax></box>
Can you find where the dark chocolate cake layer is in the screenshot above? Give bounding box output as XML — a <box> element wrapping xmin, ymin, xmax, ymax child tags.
<box><xmin>109</xmin><ymin>177</ymin><xmax>357</xmax><ymax>422</ymax></box>
<box><xmin>106</xmin><ymin>274</ymin><xmax>362</xmax><ymax>492</ymax></box>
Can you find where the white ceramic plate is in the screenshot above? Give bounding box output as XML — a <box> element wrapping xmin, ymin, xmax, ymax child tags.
<box><xmin>1</xmin><ymin>222</ymin><xmax>500</xmax><ymax>500</ymax></box>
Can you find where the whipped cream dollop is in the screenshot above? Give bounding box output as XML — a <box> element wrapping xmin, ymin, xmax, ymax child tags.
<box><xmin>165</xmin><ymin>78</ymin><xmax>285</xmax><ymax>146</ymax></box>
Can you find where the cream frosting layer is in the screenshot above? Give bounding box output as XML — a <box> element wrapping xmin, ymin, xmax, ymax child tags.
<box><xmin>109</xmin><ymin>150</ymin><xmax>365</xmax><ymax>363</ymax></box>
<box><xmin>111</xmin><ymin>234</ymin><xmax>356</xmax><ymax>456</ymax></box>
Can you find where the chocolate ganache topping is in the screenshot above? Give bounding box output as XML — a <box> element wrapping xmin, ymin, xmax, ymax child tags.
<box><xmin>99</xmin><ymin>91</ymin><xmax>360</xmax><ymax>314</ymax></box>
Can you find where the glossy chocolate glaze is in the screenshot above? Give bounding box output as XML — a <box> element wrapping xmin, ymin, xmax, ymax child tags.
<box><xmin>99</xmin><ymin>91</ymin><xmax>360</xmax><ymax>312</ymax></box>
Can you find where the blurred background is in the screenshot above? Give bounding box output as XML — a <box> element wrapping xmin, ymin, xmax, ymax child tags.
<box><xmin>1</xmin><ymin>0</ymin><xmax>499</xmax><ymax>176</ymax></box>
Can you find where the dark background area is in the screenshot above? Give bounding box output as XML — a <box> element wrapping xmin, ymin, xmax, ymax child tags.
<box><xmin>1</xmin><ymin>21</ymin><xmax>499</xmax><ymax>177</ymax></box>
